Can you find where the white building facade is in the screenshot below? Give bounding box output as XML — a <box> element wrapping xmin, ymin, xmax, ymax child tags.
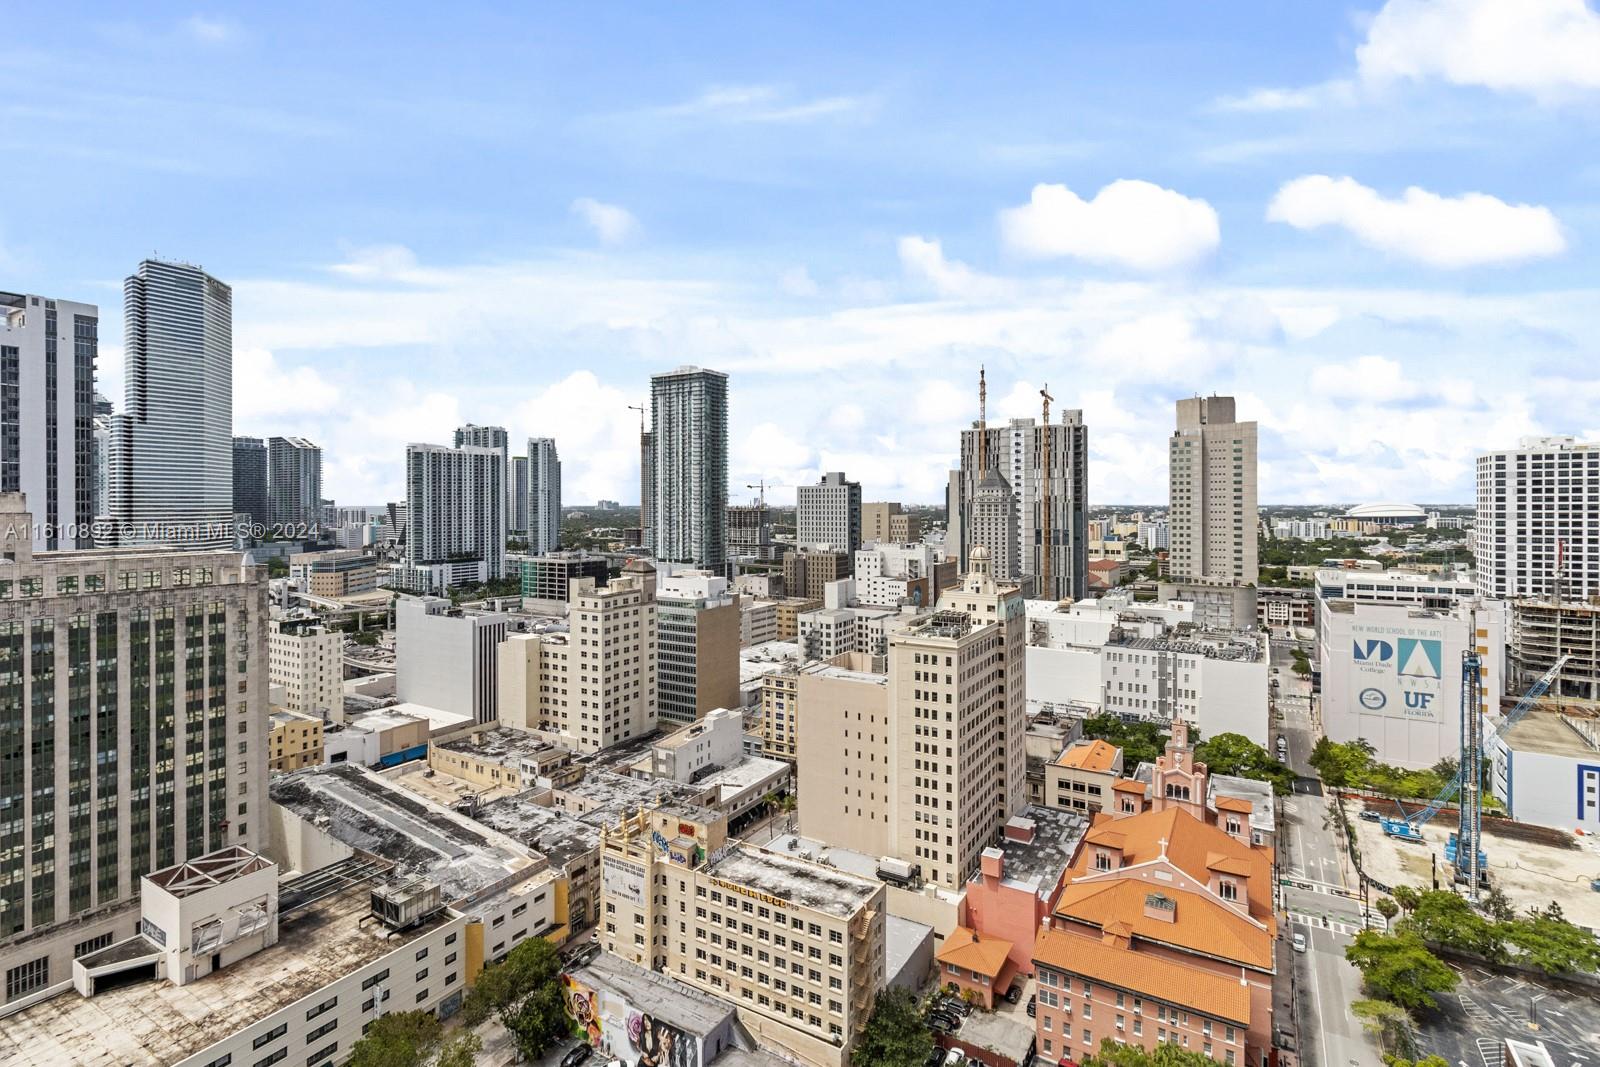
<box><xmin>1476</xmin><ymin>436</ymin><xmax>1600</xmax><ymax>601</ymax></box>
<box><xmin>404</xmin><ymin>443</ymin><xmax>505</xmax><ymax>587</ymax></box>
<box><xmin>1168</xmin><ymin>395</ymin><xmax>1257</xmax><ymax>585</ymax></box>
<box><xmin>396</xmin><ymin>597</ymin><xmax>508</xmax><ymax>724</ymax></box>
<box><xmin>796</xmin><ymin>471</ymin><xmax>862</xmax><ymax>554</ymax></box>
<box><xmin>268</xmin><ymin>621</ymin><xmax>345</xmax><ymax>722</ymax></box>
<box><xmin>526</xmin><ymin>436</ymin><xmax>561</xmax><ymax>555</ymax></box>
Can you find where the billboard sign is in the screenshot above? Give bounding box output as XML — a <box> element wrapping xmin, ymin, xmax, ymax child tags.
<box><xmin>1349</xmin><ymin>620</ymin><xmax>1447</xmax><ymax>724</ymax></box>
<box><xmin>601</xmin><ymin>858</ymin><xmax>646</xmax><ymax>908</ymax></box>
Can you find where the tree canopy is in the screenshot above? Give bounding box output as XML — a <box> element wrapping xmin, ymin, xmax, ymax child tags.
<box><xmin>1081</xmin><ymin>714</ymin><xmax>1187</xmax><ymax>768</ymax></box>
<box><xmin>345</xmin><ymin>1011</ymin><xmax>443</xmax><ymax>1067</ymax></box>
<box><xmin>1193</xmin><ymin>732</ymin><xmax>1295</xmax><ymax>795</ymax></box>
<box><xmin>461</xmin><ymin>937</ymin><xmax>569</xmax><ymax>1060</ymax></box>
<box><xmin>1345</xmin><ymin>930</ymin><xmax>1458</xmax><ymax>1012</ymax></box>
<box><xmin>851</xmin><ymin>989</ymin><xmax>933</xmax><ymax>1067</ymax></box>
<box><xmin>1084</xmin><ymin>1038</ymin><xmax>1228</xmax><ymax>1067</ymax></box>
<box><xmin>1398</xmin><ymin>890</ymin><xmax>1506</xmax><ymax>960</ymax></box>
<box><xmin>1502</xmin><ymin>906</ymin><xmax>1600</xmax><ymax>976</ymax></box>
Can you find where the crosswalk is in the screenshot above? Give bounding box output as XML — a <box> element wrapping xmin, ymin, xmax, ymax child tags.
<box><xmin>1282</xmin><ymin>877</ymin><xmax>1358</xmax><ymax>898</ymax></box>
<box><xmin>1287</xmin><ymin>911</ymin><xmax>1385</xmax><ymax>936</ymax></box>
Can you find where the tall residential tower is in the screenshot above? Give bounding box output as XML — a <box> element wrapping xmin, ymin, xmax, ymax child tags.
<box><xmin>527</xmin><ymin>436</ymin><xmax>561</xmax><ymax>555</ymax></box>
<box><xmin>0</xmin><ymin>291</ymin><xmax>98</xmax><ymax>550</ymax></box>
<box><xmin>266</xmin><ymin>435</ymin><xmax>322</xmax><ymax>528</ymax></box>
<box><xmin>1168</xmin><ymin>395</ymin><xmax>1258</xmax><ymax>586</ymax></box>
<box><xmin>650</xmin><ymin>366</ymin><xmax>728</xmax><ymax>571</ymax></box>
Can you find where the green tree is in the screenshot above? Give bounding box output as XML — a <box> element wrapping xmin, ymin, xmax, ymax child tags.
<box><xmin>505</xmin><ymin>980</ymin><xmax>571</xmax><ymax>1061</ymax></box>
<box><xmin>851</xmin><ymin>989</ymin><xmax>933</xmax><ymax>1067</ymax></box>
<box><xmin>462</xmin><ymin>936</ymin><xmax>569</xmax><ymax>1060</ymax></box>
<box><xmin>345</xmin><ymin>1011</ymin><xmax>443</xmax><ymax>1067</ymax></box>
<box><xmin>1375</xmin><ymin>897</ymin><xmax>1399</xmax><ymax>923</ymax></box>
<box><xmin>1391</xmin><ymin>885</ymin><xmax>1420</xmax><ymax>916</ymax></box>
<box><xmin>1351</xmin><ymin>998</ymin><xmax>1415</xmax><ymax>1058</ymax></box>
<box><xmin>433</xmin><ymin>1033</ymin><xmax>482</xmax><ymax>1067</ymax></box>
<box><xmin>1383</xmin><ymin>1056</ymin><xmax>1449</xmax><ymax>1067</ymax></box>
<box><xmin>1080</xmin><ymin>715</ymin><xmax>1184</xmax><ymax>767</ymax></box>
<box><xmin>1193</xmin><ymin>732</ymin><xmax>1295</xmax><ymax>795</ymax></box>
<box><xmin>1399</xmin><ymin>890</ymin><xmax>1506</xmax><ymax>959</ymax></box>
<box><xmin>1344</xmin><ymin>930</ymin><xmax>1457</xmax><ymax>1012</ymax></box>
<box><xmin>1083</xmin><ymin>1038</ymin><xmax>1221</xmax><ymax>1067</ymax></box>
<box><xmin>1309</xmin><ymin>737</ymin><xmax>1374</xmax><ymax>788</ymax></box>
<box><xmin>1502</xmin><ymin>909</ymin><xmax>1600</xmax><ymax>975</ymax></box>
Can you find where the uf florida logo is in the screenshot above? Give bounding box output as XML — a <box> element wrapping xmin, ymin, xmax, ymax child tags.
<box><xmin>1353</xmin><ymin>639</ymin><xmax>1393</xmax><ymax>663</ymax></box>
<box><xmin>1397</xmin><ymin>638</ymin><xmax>1442</xmax><ymax>679</ymax></box>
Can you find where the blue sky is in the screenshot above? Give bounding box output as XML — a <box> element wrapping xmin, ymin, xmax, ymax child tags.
<box><xmin>6</xmin><ymin>1</ymin><xmax>1600</xmax><ymax>506</ymax></box>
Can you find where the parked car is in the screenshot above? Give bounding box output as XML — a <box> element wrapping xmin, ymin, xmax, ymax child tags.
<box><xmin>1003</xmin><ymin>984</ymin><xmax>1022</xmax><ymax>1005</ymax></box>
<box><xmin>560</xmin><ymin>1045</ymin><xmax>594</xmax><ymax>1067</ymax></box>
<box><xmin>1358</xmin><ymin>810</ymin><xmax>1382</xmax><ymax>822</ymax></box>
<box><xmin>938</xmin><ymin>995</ymin><xmax>973</xmax><ymax>1017</ymax></box>
<box><xmin>1025</xmin><ymin>994</ymin><xmax>1036</xmax><ymax>1018</ymax></box>
<box><xmin>1292</xmin><ymin>932</ymin><xmax>1307</xmax><ymax>954</ymax></box>
<box><xmin>925</xmin><ymin>1049</ymin><xmax>947</xmax><ymax>1067</ymax></box>
<box><xmin>928</xmin><ymin>1011</ymin><xmax>961</xmax><ymax>1034</ymax></box>
<box><xmin>942</xmin><ymin>1050</ymin><xmax>965</xmax><ymax>1067</ymax></box>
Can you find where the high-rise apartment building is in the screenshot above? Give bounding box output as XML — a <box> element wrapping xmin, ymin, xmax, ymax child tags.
<box><xmin>403</xmin><ymin>443</ymin><xmax>505</xmax><ymax>588</ymax></box>
<box><xmin>105</xmin><ymin>260</ymin><xmax>234</xmax><ymax>551</ymax></box>
<box><xmin>860</xmin><ymin>501</ymin><xmax>919</xmax><ymax>544</ymax></box>
<box><xmin>796</xmin><ymin>471</ymin><xmax>862</xmax><ymax>557</ymax></box>
<box><xmin>1476</xmin><ymin>436</ymin><xmax>1600</xmax><ymax>601</ymax></box>
<box><xmin>796</xmin><ymin>550</ymin><xmax>1026</xmax><ymax>889</ymax></box>
<box><xmin>455</xmin><ymin>423</ymin><xmax>511</xmax><ymax>533</ymax></box>
<box><xmin>655</xmin><ymin>570</ymin><xmax>740</xmax><ymax>727</ymax></box>
<box><xmin>498</xmin><ymin>571</ymin><xmax>657</xmax><ymax>751</ymax></box>
<box><xmin>639</xmin><ymin>427</ymin><xmax>654</xmax><ymax>551</ymax></box>
<box><xmin>527</xmin><ymin>436</ymin><xmax>561</xmax><ymax>555</ymax></box>
<box><xmin>0</xmin><ymin>494</ymin><xmax>267</xmax><ymax>1006</ymax></box>
<box><xmin>651</xmin><ymin>367</ymin><xmax>728</xmax><ymax>571</ymax></box>
<box><xmin>511</xmin><ymin>454</ymin><xmax>530</xmax><ymax>533</ymax></box>
<box><xmin>266</xmin><ymin>435</ymin><xmax>321</xmax><ymax>529</ymax></box>
<box><xmin>0</xmin><ymin>291</ymin><xmax>98</xmax><ymax>551</ymax></box>
<box><xmin>231</xmin><ymin>436</ymin><xmax>268</xmax><ymax>527</ymax></box>
<box><xmin>953</xmin><ymin>414</ymin><xmax>1089</xmax><ymax>601</ymax></box>
<box><xmin>1168</xmin><ymin>396</ymin><xmax>1258</xmax><ymax>585</ymax></box>
<box><xmin>267</xmin><ymin>619</ymin><xmax>344</xmax><ymax>723</ymax></box>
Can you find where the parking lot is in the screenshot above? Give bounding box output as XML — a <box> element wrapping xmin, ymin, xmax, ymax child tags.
<box><xmin>1414</xmin><ymin>963</ymin><xmax>1600</xmax><ymax>1067</ymax></box>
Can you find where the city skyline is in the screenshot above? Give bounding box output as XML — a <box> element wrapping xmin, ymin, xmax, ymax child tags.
<box><xmin>6</xmin><ymin>4</ymin><xmax>1598</xmax><ymax>507</ymax></box>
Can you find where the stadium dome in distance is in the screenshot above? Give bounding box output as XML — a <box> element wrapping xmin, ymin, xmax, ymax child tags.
<box><xmin>1343</xmin><ymin>502</ymin><xmax>1427</xmax><ymax>524</ymax></box>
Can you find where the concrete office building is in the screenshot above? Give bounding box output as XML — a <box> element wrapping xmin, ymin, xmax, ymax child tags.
<box><xmin>230</xmin><ymin>436</ymin><xmax>267</xmax><ymax>527</ymax></box>
<box><xmin>1477</xmin><ymin>436</ymin><xmax>1600</xmax><ymax>601</ymax></box>
<box><xmin>265</xmin><ymin>435</ymin><xmax>321</xmax><ymax>529</ymax></box>
<box><xmin>455</xmin><ymin>422</ymin><xmax>512</xmax><ymax>533</ymax></box>
<box><xmin>598</xmin><ymin>804</ymin><xmax>886</xmax><ymax>1065</ymax></box>
<box><xmin>651</xmin><ymin>366</ymin><xmax>728</xmax><ymax>571</ymax></box>
<box><xmin>497</xmin><ymin>572</ymin><xmax>657</xmax><ymax>751</ymax></box>
<box><xmin>1168</xmin><ymin>396</ymin><xmax>1257</xmax><ymax>585</ymax></box>
<box><xmin>395</xmin><ymin>596</ymin><xmax>509</xmax><ymax>724</ymax></box>
<box><xmin>952</xmin><ymin>412</ymin><xmax>1090</xmax><ymax>601</ymax></box>
<box><xmin>1318</xmin><ymin>597</ymin><xmax>1506</xmax><ymax>769</ymax></box>
<box><xmin>861</xmin><ymin>501</ymin><xmax>919</xmax><ymax>545</ymax></box>
<box><xmin>796</xmin><ymin>549</ymin><xmax>1026</xmax><ymax>889</ymax></box>
<box><xmin>1314</xmin><ymin>567</ymin><xmax>1479</xmax><ymax>610</ymax></box>
<box><xmin>0</xmin><ymin>291</ymin><xmax>98</xmax><ymax>551</ymax></box>
<box><xmin>105</xmin><ymin>260</ymin><xmax>234</xmax><ymax>551</ymax></box>
<box><xmin>782</xmin><ymin>548</ymin><xmax>849</xmax><ymax>603</ymax></box>
<box><xmin>656</xmin><ymin>571</ymin><xmax>740</xmax><ymax>727</ymax></box>
<box><xmin>0</xmin><ymin>495</ymin><xmax>267</xmax><ymax>1008</ymax></box>
<box><xmin>294</xmin><ymin>548</ymin><xmax>377</xmax><ymax>598</ymax></box>
<box><xmin>796</xmin><ymin>471</ymin><xmax>862</xmax><ymax>557</ymax></box>
<box><xmin>267</xmin><ymin>709</ymin><xmax>324</xmax><ymax>771</ymax></box>
<box><xmin>404</xmin><ymin>442</ymin><xmax>505</xmax><ymax>589</ymax></box>
<box><xmin>527</xmin><ymin>436</ymin><xmax>561</xmax><ymax>556</ymax></box>
<box><xmin>268</xmin><ymin>619</ymin><xmax>344</xmax><ymax>722</ymax></box>
<box><xmin>967</xmin><ymin>470</ymin><xmax>1021</xmax><ymax>584</ymax></box>
<box><xmin>854</xmin><ymin>542</ymin><xmax>950</xmax><ymax>608</ymax></box>
<box><xmin>511</xmin><ymin>453</ymin><xmax>530</xmax><ymax>533</ymax></box>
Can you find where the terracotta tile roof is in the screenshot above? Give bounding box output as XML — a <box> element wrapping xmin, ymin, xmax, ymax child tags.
<box><xmin>1067</xmin><ymin>807</ymin><xmax>1273</xmax><ymax>923</ymax></box>
<box><xmin>936</xmin><ymin>926</ymin><xmax>1013</xmax><ymax>977</ymax></box>
<box><xmin>1112</xmin><ymin>778</ymin><xmax>1147</xmax><ymax>793</ymax></box>
<box><xmin>1057</xmin><ymin>739</ymin><xmax>1120</xmax><ymax>772</ymax></box>
<box><xmin>1206</xmin><ymin>852</ymin><xmax>1254</xmax><ymax>877</ymax></box>
<box><xmin>1052</xmin><ymin>880</ymin><xmax>1273</xmax><ymax>970</ymax></box>
<box><xmin>1214</xmin><ymin>795</ymin><xmax>1253</xmax><ymax>813</ymax></box>
<box><xmin>1034</xmin><ymin>927</ymin><xmax>1252</xmax><ymax>1024</ymax></box>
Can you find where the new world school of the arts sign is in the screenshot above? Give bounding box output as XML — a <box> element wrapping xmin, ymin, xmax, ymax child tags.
<box><xmin>1349</xmin><ymin>618</ymin><xmax>1447</xmax><ymax>725</ymax></box>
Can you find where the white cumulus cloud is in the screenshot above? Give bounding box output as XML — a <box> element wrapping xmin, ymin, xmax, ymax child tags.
<box><xmin>1267</xmin><ymin>175</ymin><xmax>1566</xmax><ymax>268</ymax></box>
<box><xmin>999</xmin><ymin>180</ymin><xmax>1220</xmax><ymax>271</ymax></box>
<box><xmin>1358</xmin><ymin>0</ymin><xmax>1600</xmax><ymax>101</ymax></box>
<box><xmin>571</xmin><ymin>198</ymin><xmax>640</xmax><ymax>246</ymax></box>
<box><xmin>897</xmin><ymin>236</ymin><xmax>1002</xmax><ymax>299</ymax></box>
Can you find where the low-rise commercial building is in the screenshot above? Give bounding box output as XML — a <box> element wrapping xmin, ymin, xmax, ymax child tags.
<box><xmin>1046</xmin><ymin>738</ymin><xmax>1124</xmax><ymax>814</ymax></box>
<box><xmin>269</xmin><ymin>709</ymin><xmax>325</xmax><ymax>772</ymax></box>
<box><xmin>293</xmin><ymin>548</ymin><xmax>378</xmax><ymax>597</ymax></box>
<box><xmin>323</xmin><ymin>708</ymin><xmax>432</xmax><ymax>768</ymax></box>
<box><xmin>519</xmin><ymin>551</ymin><xmax>610</xmax><ymax>602</ymax></box>
<box><xmin>1492</xmin><ymin>710</ymin><xmax>1600</xmax><ymax>834</ymax></box>
<box><xmin>1257</xmin><ymin>586</ymin><xmax>1315</xmax><ymax>629</ymax></box>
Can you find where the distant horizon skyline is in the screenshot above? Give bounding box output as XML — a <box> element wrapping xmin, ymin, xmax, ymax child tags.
<box><xmin>10</xmin><ymin>3</ymin><xmax>1600</xmax><ymax>507</ymax></box>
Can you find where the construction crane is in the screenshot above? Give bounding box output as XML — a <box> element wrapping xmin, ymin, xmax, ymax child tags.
<box><xmin>1381</xmin><ymin>653</ymin><xmax>1570</xmax><ymax>900</ymax></box>
<box><xmin>746</xmin><ymin>480</ymin><xmax>775</xmax><ymax>510</ymax></box>
<box><xmin>627</xmin><ymin>403</ymin><xmax>646</xmax><ymax>434</ymax></box>
<box><xmin>1040</xmin><ymin>382</ymin><xmax>1054</xmax><ymax>597</ymax></box>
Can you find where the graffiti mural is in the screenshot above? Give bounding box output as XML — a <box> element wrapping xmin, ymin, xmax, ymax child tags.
<box><xmin>562</xmin><ymin>968</ymin><xmax>704</xmax><ymax>1066</ymax></box>
<box><xmin>562</xmin><ymin>973</ymin><xmax>603</xmax><ymax>1047</ymax></box>
<box><xmin>627</xmin><ymin>1011</ymin><xmax>697</xmax><ymax>1067</ymax></box>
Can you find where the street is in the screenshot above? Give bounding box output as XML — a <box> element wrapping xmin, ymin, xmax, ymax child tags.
<box><xmin>1270</xmin><ymin>633</ymin><xmax>1382</xmax><ymax>1067</ymax></box>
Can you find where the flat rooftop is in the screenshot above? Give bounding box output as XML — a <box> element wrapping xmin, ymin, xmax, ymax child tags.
<box><xmin>472</xmin><ymin>791</ymin><xmax>601</xmax><ymax>871</ymax></box>
<box><xmin>0</xmin><ymin>880</ymin><xmax>448</xmax><ymax>1067</ymax></box>
<box><xmin>1502</xmin><ymin>710</ymin><xmax>1600</xmax><ymax>760</ymax></box>
<box><xmin>269</xmin><ymin>763</ymin><xmax>542</xmax><ymax>904</ymax></box>
<box><xmin>1210</xmin><ymin>774</ymin><xmax>1278</xmax><ymax>833</ymax></box>
<box><xmin>980</xmin><ymin>807</ymin><xmax>1089</xmax><ymax>895</ymax></box>
<box><xmin>801</xmin><ymin>659</ymin><xmax>887</xmax><ymax>686</ymax></box>
<box><xmin>557</xmin><ymin>769</ymin><xmax>722</xmax><ymax>829</ymax></box>
<box><xmin>700</xmin><ymin>755</ymin><xmax>790</xmax><ymax>796</ymax></box>
<box><xmin>705</xmin><ymin>845</ymin><xmax>880</xmax><ymax>920</ymax></box>
<box><xmin>436</xmin><ymin>727</ymin><xmax>562</xmax><ymax>762</ymax></box>
<box><xmin>1112</xmin><ymin>632</ymin><xmax>1261</xmax><ymax>661</ymax></box>
<box><xmin>569</xmin><ymin>953</ymin><xmax>736</xmax><ymax>1039</ymax></box>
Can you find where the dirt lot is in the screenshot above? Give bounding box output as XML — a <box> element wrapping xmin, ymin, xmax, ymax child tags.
<box><xmin>1351</xmin><ymin>810</ymin><xmax>1600</xmax><ymax>927</ymax></box>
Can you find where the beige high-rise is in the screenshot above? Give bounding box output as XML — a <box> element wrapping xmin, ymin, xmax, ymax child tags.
<box><xmin>1168</xmin><ymin>396</ymin><xmax>1258</xmax><ymax>585</ymax></box>
<box><xmin>796</xmin><ymin>549</ymin><xmax>1026</xmax><ymax>890</ymax></box>
<box><xmin>496</xmin><ymin>572</ymin><xmax>656</xmax><ymax>751</ymax></box>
